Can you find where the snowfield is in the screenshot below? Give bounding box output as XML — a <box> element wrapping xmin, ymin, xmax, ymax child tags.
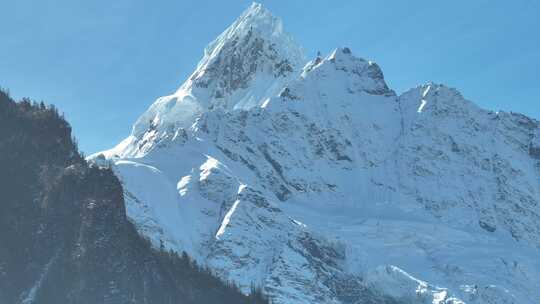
<box><xmin>90</xmin><ymin>3</ymin><xmax>540</xmax><ymax>304</ymax></box>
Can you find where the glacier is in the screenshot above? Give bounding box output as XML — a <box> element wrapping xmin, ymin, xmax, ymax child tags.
<box><xmin>91</xmin><ymin>3</ymin><xmax>540</xmax><ymax>304</ymax></box>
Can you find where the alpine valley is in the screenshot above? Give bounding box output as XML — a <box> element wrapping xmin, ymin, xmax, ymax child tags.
<box><xmin>90</xmin><ymin>3</ymin><xmax>540</xmax><ymax>304</ymax></box>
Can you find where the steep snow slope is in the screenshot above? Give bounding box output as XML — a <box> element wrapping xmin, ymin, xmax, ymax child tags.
<box><xmin>91</xmin><ymin>3</ymin><xmax>540</xmax><ymax>304</ymax></box>
<box><xmin>104</xmin><ymin>3</ymin><xmax>303</xmax><ymax>159</ymax></box>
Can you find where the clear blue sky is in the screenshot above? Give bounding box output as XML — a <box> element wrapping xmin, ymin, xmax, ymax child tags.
<box><xmin>1</xmin><ymin>0</ymin><xmax>539</xmax><ymax>153</ymax></box>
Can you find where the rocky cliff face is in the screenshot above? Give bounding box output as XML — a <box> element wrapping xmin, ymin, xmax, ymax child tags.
<box><xmin>93</xmin><ymin>3</ymin><xmax>540</xmax><ymax>304</ymax></box>
<box><xmin>0</xmin><ymin>90</ymin><xmax>267</xmax><ymax>304</ymax></box>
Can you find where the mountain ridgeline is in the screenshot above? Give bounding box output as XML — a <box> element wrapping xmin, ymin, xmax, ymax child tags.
<box><xmin>90</xmin><ymin>3</ymin><xmax>540</xmax><ymax>304</ymax></box>
<box><xmin>0</xmin><ymin>89</ymin><xmax>268</xmax><ymax>304</ymax></box>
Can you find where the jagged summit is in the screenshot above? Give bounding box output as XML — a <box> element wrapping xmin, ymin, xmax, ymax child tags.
<box><xmin>399</xmin><ymin>83</ymin><xmax>479</xmax><ymax>122</ymax></box>
<box><xmin>184</xmin><ymin>2</ymin><xmax>304</xmax><ymax>101</ymax></box>
<box><xmin>301</xmin><ymin>47</ymin><xmax>394</xmax><ymax>96</ymax></box>
<box><xmin>187</xmin><ymin>2</ymin><xmax>304</xmax><ymax>92</ymax></box>
<box><xmin>201</xmin><ymin>2</ymin><xmax>301</xmax><ymax>62</ymax></box>
<box><xmin>123</xmin><ymin>3</ymin><xmax>304</xmax><ymax>154</ymax></box>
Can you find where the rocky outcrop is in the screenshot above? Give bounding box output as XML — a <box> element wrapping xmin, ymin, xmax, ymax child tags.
<box><xmin>530</xmin><ymin>129</ymin><xmax>540</xmax><ymax>159</ymax></box>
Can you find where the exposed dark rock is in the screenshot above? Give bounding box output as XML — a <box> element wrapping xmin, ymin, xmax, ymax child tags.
<box><xmin>479</xmin><ymin>220</ymin><xmax>497</xmax><ymax>233</ymax></box>
<box><xmin>530</xmin><ymin>140</ymin><xmax>540</xmax><ymax>159</ymax></box>
<box><xmin>279</xmin><ymin>87</ymin><xmax>299</xmax><ymax>100</ymax></box>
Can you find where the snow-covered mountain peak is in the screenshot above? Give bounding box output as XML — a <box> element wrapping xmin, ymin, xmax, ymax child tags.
<box><xmin>327</xmin><ymin>47</ymin><xmax>361</xmax><ymax>63</ymax></box>
<box><xmin>399</xmin><ymin>83</ymin><xmax>480</xmax><ymax>122</ymax></box>
<box><xmin>118</xmin><ymin>2</ymin><xmax>304</xmax><ymax>157</ymax></box>
<box><xmin>203</xmin><ymin>2</ymin><xmax>292</xmax><ymax>55</ymax></box>
<box><xmin>301</xmin><ymin>47</ymin><xmax>394</xmax><ymax>97</ymax></box>
<box><xmin>185</xmin><ymin>1</ymin><xmax>304</xmax><ymax>97</ymax></box>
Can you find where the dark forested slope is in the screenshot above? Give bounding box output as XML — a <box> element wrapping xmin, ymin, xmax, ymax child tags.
<box><xmin>0</xmin><ymin>89</ymin><xmax>267</xmax><ymax>304</ymax></box>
